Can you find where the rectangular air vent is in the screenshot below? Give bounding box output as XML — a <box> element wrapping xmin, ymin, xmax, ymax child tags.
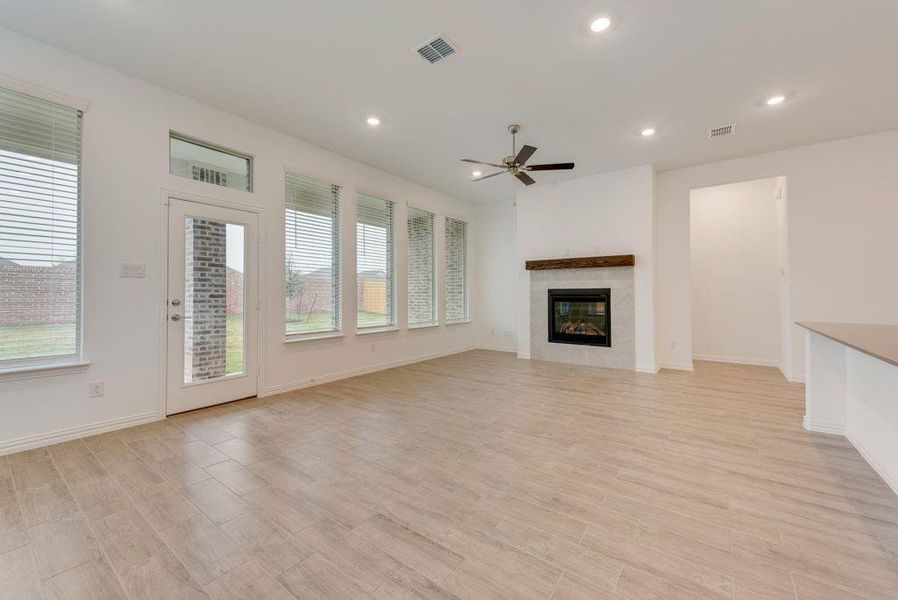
<box><xmin>709</xmin><ymin>123</ymin><xmax>736</xmax><ymax>139</ymax></box>
<box><xmin>415</xmin><ymin>36</ymin><xmax>456</xmax><ymax>64</ymax></box>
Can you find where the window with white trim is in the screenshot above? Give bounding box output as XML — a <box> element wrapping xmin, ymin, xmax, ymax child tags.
<box><xmin>356</xmin><ymin>192</ymin><xmax>394</xmax><ymax>329</ymax></box>
<box><xmin>445</xmin><ymin>217</ymin><xmax>468</xmax><ymax>322</ymax></box>
<box><xmin>0</xmin><ymin>87</ymin><xmax>82</xmax><ymax>368</ymax></box>
<box><xmin>407</xmin><ymin>206</ymin><xmax>436</xmax><ymax>326</ymax></box>
<box><xmin>285</xmin><ymin>172</ymin><xmax>341</xmax><ymax>336</ymax></box>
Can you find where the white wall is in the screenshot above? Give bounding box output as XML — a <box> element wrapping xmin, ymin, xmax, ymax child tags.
<box><xmin>774</xmin><ymin>176</ymin><xmax>792</xmax><ymax>378</ymax></box>
<box><xmin>657</xmin><ymin>130</ymin><xmax>898</xmax><ymax>380</ymax></box>
<box><xmin>690</xmin><ymin>178</ymin><xmax>781</xmax><ymax>366</ymax></box>
<box><xmin>515</xmin><ymin>165</ymin><xmax>657</xmax><ymax>371</ymax></box>
<box><xmin>0</xmin><ymin>28</ymin><xmax>475</xmax><ymax>453</ymax></box>
<box><xmin>474</xmin><ymin>199</ymin><xmax>517</xmax><ymax>352</ymax></box>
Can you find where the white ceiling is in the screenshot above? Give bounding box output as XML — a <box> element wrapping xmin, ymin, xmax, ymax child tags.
<box><xmin>2</xmin><ymin>0</ymin><xmax>897</xmax><ymax>203</ymax></box>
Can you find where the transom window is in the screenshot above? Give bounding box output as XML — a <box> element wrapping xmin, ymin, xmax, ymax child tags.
<box><xmin>170</xmin><ymin>132</ymin><xmax>252</xmax><ymax>192</ymax></box>
<box><xmin>0</xmin><ymin>87</ymin><xmax>82</xmax><ymax>368</ymax></box>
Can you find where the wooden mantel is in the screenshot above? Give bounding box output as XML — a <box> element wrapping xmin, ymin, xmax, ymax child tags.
<box><xmin>525</xmin><ymin>254</ymin><xmax>635</xmax><ymax>271</ymax></box>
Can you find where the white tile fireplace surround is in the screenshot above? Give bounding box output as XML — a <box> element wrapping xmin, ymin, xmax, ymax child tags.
<box><xmin>530</xmin><ymin>267</ymin><xmax>635</xmax><ymax>369</ymax></box>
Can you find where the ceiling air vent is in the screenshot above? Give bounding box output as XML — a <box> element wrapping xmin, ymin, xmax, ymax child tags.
<box><xmin>709</xmin><ymin>123</ymin><xmax>736</xmax><ymax>139</ymax></box>
<box><xmin>415</xmin><ymin>36</ymin><xmax>457</xmax><ymax>64</ymax></box>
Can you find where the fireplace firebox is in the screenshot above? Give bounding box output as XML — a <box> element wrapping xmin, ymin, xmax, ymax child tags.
<box><xmin>548</xmin><ymin>288</ymin><xmax>611</xmax><ymax>347</ymax></box>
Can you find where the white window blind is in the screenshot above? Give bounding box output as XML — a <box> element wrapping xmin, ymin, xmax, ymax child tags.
<box><xmin>356</xmin><ymin>192</ymin><xmax>394</xmax><ymax>328</ymax></box>
<box><xmin>0</xmin><ymin>87</ymin><xmax>82</xmax><ymax>367</ymax></box>
<box><xmin>445</xmin><ymin>217</ymin><xmax>468</xmax><ymax>322</ymax></box>
<box><xmin>285</xmin><ymin>172</ymin><xmax>341</xmax><ymax>336</ymax></box>
<box><xmin>407</xmin><ymin>206</ymin><xmax>436</xmax><ymax>326</ymax></box>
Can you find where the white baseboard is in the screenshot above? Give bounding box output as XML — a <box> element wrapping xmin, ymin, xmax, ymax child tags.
<box><xmin>802</xmin><ymin>415</ymin><xmax>845</xmax><ymax>435</ymax></box>
<box><xmin>475</xmin><ymin>345</ymin><xmax>516</xmax><ymax>353</ymax></box>
<box><xmin>635</xmin><ymin>364</ymin><xmax>660</xmax><ymax>374</ymax></box>
<box><xmin>0</xmin><ymin>411</ymin><xmax>161</xmax><ymax>457</ymax></box>
<box><xmin>693</xmin><ymin>354</ymin><xmax>779</xmax><ymax>368</ymax></box>
<box><xmin>262</xmin><ymin>346</ymin><xmax>476</xmax><ymax>397</ymax></box>
<box><xmin>790</xmin><ymin>374</ymin><xmax>806</xmax><ymax>383</ymax></box>
<box><xmin>658</xmin><ymin>361</ymin><xmax>695</xmax><ymax>372</ymax></box>
<box><xmin>846</xmin><ymin>429</ymin><xmax>898</xmax><ymax>498</ymax></box>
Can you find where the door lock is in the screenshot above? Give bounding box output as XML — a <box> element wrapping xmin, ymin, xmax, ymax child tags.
<box><xmin>171</xmin><ymin>299</ymin><xmax>181</xmax><ymax>306</ymax></box>
<box><xmin>171</xmin><ymin>314</ymin><xmax>181</xmax><ymax>322</ymax></box>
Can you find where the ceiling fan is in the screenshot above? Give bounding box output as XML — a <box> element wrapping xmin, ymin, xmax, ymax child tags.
<box><xmin>461</xmin><ymin>124</ymin><xmax>575</xmax><ymax>186</ymax></box>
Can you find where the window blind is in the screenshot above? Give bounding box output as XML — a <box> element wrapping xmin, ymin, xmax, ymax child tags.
<box><xmin>445</xmin><ymin>217</ymin><xmax>468</xmax><ymax>322</ymax></box>
<box><xmin>285</xmin><ymin>171</ymin><xmax>341</xmax><ymax>335</ymax></box>
<box><xmin>356</xmin><ymin>192</ymin><xmax>394</xmax><ymax>328</ymax></box>
<box><xmin>407</xmin><ymin>206</ymin><xmax>436</xmax><ymax>325</ymax></box>
<box><xmin>0</xmin><ymin>87</ymin><xmax>82</xmax><ymax>367</ymax></box>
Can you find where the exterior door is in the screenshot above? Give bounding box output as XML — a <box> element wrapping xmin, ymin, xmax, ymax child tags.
<box><xmin>166</xmin><ymin>198</ymin><xmax>258</xmax><ymax>414</ymax></box>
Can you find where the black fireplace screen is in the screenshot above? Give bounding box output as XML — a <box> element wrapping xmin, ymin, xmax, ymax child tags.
<box><xmin>548</xmin><ymin>288</ymin><xmax>611</xmax><ymax>347</ymax></box>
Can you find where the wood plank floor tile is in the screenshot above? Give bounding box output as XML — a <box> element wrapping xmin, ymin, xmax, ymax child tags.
<box><xmin>28</xmin><ymin>512</ymin><xmax>101</xmax><ymax>579</ymax></box>
<box><xmin>0</xmin><ymin>545</ymin><xmax>44</xmax><ymax>599</ymax></box>
<box><xmin>203</xmin><ymin>560</ymin><xmax>292</xmax><ymax>600</ymax></box>
<box><xmin>157</xmin><ymin>512</ymin><xmax>248</xmax><ymax>586</ymax></box>
<box><xmin>183</xmin><ymin>478</ymin><xmax>250</xmax><ymax>525</ymax></box>
<box><xmin>7</xmin><ymin>448</ymin><xmax>77</xmax><ymax>528</ymax></box>
<box><xmin>1</xmin><ymin>351</ymin><xmax>897</xmax><ymax>599</ymax></box>
<box><xmin>44</xmin><ymin>557</ymin><xmax>126</xmax><ymax>600</ymax></box>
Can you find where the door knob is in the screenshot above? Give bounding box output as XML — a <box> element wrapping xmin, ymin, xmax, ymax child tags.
<box><xmin>171</xmin><ymin>299</ymin><xmax>181</xmax><ymax>306</ymax></box>
<box><xmin>171</xmin><ymin>314</ymin><xmax>181</xmax><ymax>322</ymax></box>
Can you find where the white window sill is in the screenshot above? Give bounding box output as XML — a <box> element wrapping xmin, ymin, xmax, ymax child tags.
<box><xmin>408</xmin><ymin>322</ymin><xmax>439</xmax><ymax>330</ymax></box>
<box><xmin>357</xmin><ymin>326</ymin><xmax>399</xmax><ymax>336</ymax></box>
<box><xmin>446</xmin><ymin>319</ymin><xmax>471</xmax><ymax>326</ymax></box>
<box><xmin>284</xmin><ymin>331</ymin><xmax>345</xmax><ymax>344</ymax></box>
<box><xmin>0</xmin><ymin>361</ymin><xmax>90</xmax><ymax>383</ymax></box>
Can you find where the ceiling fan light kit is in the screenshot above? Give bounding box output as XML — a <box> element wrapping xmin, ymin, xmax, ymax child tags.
<box><xmin>461</xmin><ymin>124</ymin><xmax>575</xmax><ymax>186</ymax></box>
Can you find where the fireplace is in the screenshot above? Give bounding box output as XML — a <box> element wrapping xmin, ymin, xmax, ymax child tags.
<box><xmin>547</xmin><ymin>288</ymin><xmax>611</xmax><ymax>347</ymax></box>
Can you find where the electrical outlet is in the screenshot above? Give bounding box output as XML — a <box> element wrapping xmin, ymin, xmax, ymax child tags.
<box><xmin>669</xmin><ymin>341</ymin><xmax>677</xmax><ymax>350</ymax></box>
<box><xmin>88</xmin><ymin>382</ymin><xmax>105</xmax><ymax>398</ymax></box>
<box><xmin>490</xmin><ymin>328</ymin><xmax>495</xmax><ymax>336</ymax></box>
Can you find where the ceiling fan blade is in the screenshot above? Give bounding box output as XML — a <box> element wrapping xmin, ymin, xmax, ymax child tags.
<box><xmin>526</xmin><ymin>162</ymin><xmax>575</xmax><ymax>171</ymax></box>
<box><xmin>471</xmin><ymin>170</ymin><xmax>508</xmax><ymax>182</ymax></box>
<box><xmin>461</xmin><ymin>158</ymin><xmax>506</xmax><ymax>168</ymax></box>
<box><xmin>515</xmin><ymin>172</ymin><xmax>536</xmax><ymax>186</ymax></box>
<box><xmin>513</xmin><ymin>144</ymin><xmax>537</xmax><ymax>166</ymax></box>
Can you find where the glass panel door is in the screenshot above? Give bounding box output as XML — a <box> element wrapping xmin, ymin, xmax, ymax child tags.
<box><xmin>167</xmin><ymin>198</ymin><xmax>258</xmax><ymax>414</ymax></box>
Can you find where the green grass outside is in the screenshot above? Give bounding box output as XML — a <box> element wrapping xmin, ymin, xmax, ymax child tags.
<box><xmin>2</xmin><ymin>310</ymin><xmax>385</xmax><ymax>371</ymax></box>
<box><xmin>226</xmin><ymin>314</ymin><xmax>243</xmax><ymax>374</ymax></box>
<box><xmin>0</xmin><ymin>322</ymin><xmax>76</xmax><ymax>361</ymax></box>
<box><xmin>286</xmin><ymin>310</ymin><xmax>388</xmax><ymax>335</ymax></box>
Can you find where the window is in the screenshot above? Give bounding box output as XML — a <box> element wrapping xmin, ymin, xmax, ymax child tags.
<box><xmin>0</xmin><ymin>87</ymin><xmax>82</xmax><ymax>369</ymax></box>
<box><xmin>407</xmin><ymin>206</ymin><xmax>436</xmax><ymax>326</ymax></box>
<box><xmin>445</xmin><ymin>217</ymin><xmax>469</xmax><ymax>322</ymax></box>
<box><xmin>285</xmin><ymin>172</ymin><xmax>341</xmax><ymax>336</ymax></box>
<box><xmin>170</xmin><ymin>133</ymin><xmax>252</xmax><ymax>192</ymax></box>
<box><xmin>356</xmin><ymin>193</ymin><xmax>394</xmax><ymax>328</ymax></box>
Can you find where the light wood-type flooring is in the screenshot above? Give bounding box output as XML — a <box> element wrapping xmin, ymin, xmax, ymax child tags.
<box><xmin>2</xmin><ymin>350</ymin><xmax>898</xmax><ymax>599</ymax></box>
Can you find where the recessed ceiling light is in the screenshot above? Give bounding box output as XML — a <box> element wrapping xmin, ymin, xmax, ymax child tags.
<box><xmin>766</xmin><ymin>95</ymin><xmax>786</xmax><ymax>106</ymax></box>
<box><xmin>641</xmin><ymin>128</ymin><xmax>656</xmax><ymax>137</ymax></box>
<box><xmin>366</xmin><ymin>116</ymin><xmax>381</xmax><ymax>126</ymax></box>
<box><xmin>590</xmin><ymin>17</ymin><xmax>612</xmax><ymax>33</ymax></box>
<box><xmin>471</xmin><ymin>170</ymin><xmax>482</xmax><ymax>177</ymax></box>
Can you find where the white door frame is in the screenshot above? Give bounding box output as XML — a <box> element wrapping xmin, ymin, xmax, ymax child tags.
<box><xmin>158</xmin><ymin>188</ymin><xmax>266</xmax><ymax>417</ymax></box>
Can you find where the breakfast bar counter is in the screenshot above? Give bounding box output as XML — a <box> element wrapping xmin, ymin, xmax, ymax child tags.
<box><xmin>798</xmin><ymin>321</ymin><xmax>898</xmax><ymax>495</ymax></box>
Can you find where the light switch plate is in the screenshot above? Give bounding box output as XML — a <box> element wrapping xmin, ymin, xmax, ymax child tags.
<box><xmin>119</xmin><ymin>263</ymin><xmax>146</xmax><ymax>278</ymax></box>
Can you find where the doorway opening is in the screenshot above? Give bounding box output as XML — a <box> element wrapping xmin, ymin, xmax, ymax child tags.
<box><xmin>689</xmin><ymin>176</ymin><xmax>791</xmax><ymax>378</ymax></box>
